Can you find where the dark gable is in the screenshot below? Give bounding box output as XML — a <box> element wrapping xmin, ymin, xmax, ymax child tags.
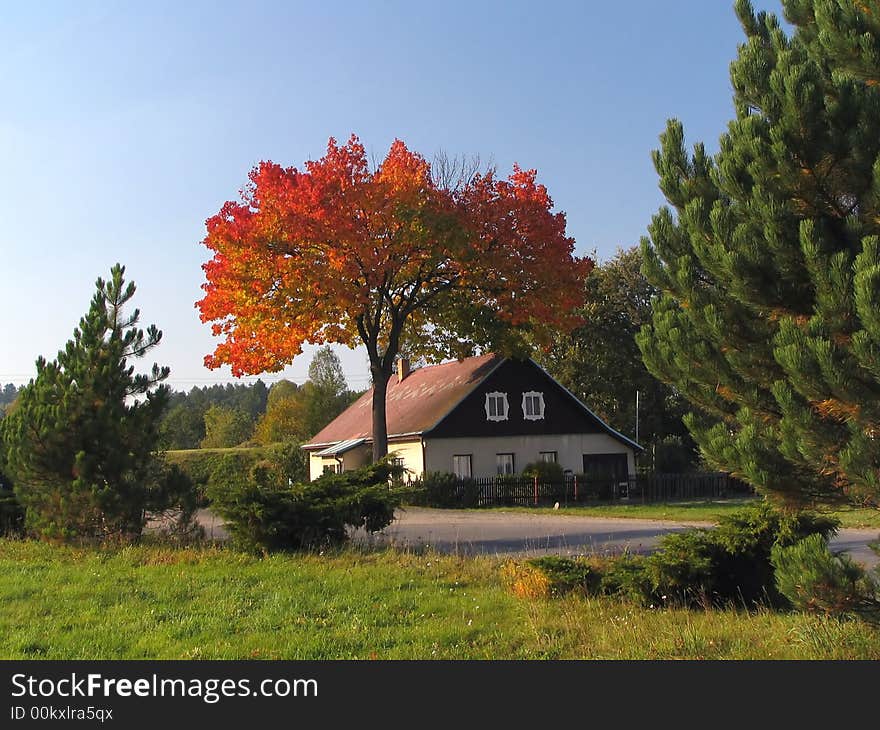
<box><xmin>425</xmin><ymin>359</ymin><xmax>606</xmax><ymax>438</ymax></box>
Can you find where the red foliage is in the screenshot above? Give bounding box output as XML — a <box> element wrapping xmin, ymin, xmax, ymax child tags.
<box><xmin>197</xmin><ymin>135</ymin><xmax>592</xmax><ymax>377</ymax></box>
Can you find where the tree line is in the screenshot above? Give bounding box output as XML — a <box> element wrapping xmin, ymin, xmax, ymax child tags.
<box><xmin>158</xmin><ymin>349</ymin><xmax>361</xmax><ymax>451</ymax></box>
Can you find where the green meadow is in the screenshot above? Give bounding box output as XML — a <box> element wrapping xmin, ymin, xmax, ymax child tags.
<box><xmin>1</xmin><ymin>540</ymin><xmax>877</xmax><ymax>660</ymax></box>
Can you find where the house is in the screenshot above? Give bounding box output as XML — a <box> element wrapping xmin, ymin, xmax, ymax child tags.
<box><xmin>303</xmin><ymin>354</ymin><xmax>641</xmax><ymax>481</ymax></box>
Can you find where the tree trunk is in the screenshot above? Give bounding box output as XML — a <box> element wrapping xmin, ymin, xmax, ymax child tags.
<box><xmin>371</xmin><ymin>367</ymin><xmax>390</xmax><ymax>462</ymax></box>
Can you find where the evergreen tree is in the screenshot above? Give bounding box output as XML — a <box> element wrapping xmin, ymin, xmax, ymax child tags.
<box><xmin>1</xmin><ymin>265</ymin><xmax>171</xmax><ymax>539</ymax></box>
<box><xmin>159</xmin><ymin>401</ymin><xmax>205</xmax><ymax>450</ymax></box>
<box><xmin>638</xmin><ymin>0</ymin><xmax>880</xmax><ymax>506</ymax></box>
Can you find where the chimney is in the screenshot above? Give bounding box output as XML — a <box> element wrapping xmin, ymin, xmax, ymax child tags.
<box><xmin>397</xmin><ymin>357</ymin><xmax>410</xmax><ymax>383</ymax></box>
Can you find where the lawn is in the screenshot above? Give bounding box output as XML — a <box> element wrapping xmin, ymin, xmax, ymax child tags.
<box><xmin>1</xmin><ymin>539</ymin><xmax>877</xmax><ymax>660</ymax></box>
<box><xmin>470</xmin><ymin>499</ymin><xmax>880</xmax><ymax>530</ymax></box>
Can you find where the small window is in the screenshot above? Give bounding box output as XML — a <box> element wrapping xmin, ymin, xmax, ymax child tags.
<box><xmin>323</xmin><ymin>463</ymin><xmax>340</xmax><ymax>475</ymax></box>
<box><xmin>539</xmin><ymin>451</ymin><xmax>557</xmax><ymax>463</ymax></box>
<box><xmin>391</xmin><ymin>456</ymin><xmax>405</xmax><ymax>468</ymax></box>
<box><xmin>496</xmin><ymin>453</ymin><xmax>515</xmax><ymax>475</ymax></box>
<box><xmin>453</xmin><ymin>454</ymin><xmax>472</xmax><ymax>479</ymax></box>
<box><xmin>522</xmin><ymin>391</ymin><xmax>545</xmax><ymax>420</ymax></box>
<box><xmin>485</xmin><ymin>391</ymin><xmax>509</xmax><ymax>421</ymax></box>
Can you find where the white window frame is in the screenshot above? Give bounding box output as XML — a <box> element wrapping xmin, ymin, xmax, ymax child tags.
<box><xmin>522</xmin><ymin>391</ymin><xmax>545</xmax><ymax>421</ymax></box>
<box><xmin>485</xmin><ymin>391</ymin><xmax>509</xmax><ymax>422</ymax></box>
<box><xmin>496</xmin><ymin>453</ymin><xmax>515</xmax><ymax>475</ymax></box>
<box><xmin>453</xmin><ymin>454</ymin><xmax>473</xmax><ymax>479</ymax></box>
<box><xmin>538</xmin><ymin>451</ymin><xmax>557</xmax><ymax>463</ymax></box>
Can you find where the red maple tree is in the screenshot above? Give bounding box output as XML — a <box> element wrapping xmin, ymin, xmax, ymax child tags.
<box><xmin>198</xmin><ymin>135</ymin><xmax>592</xmax><ymax>460</ymax></box>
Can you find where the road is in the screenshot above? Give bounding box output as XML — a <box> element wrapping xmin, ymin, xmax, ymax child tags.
<box><xmin>354</xmin><ymin>507</ymin><xmax>880</xmax><ymax>568</ymax></box>
<box><xmin>196</xmin><ymin>507</ymin><xmax>879</xmax><ymax>568</ymax></box>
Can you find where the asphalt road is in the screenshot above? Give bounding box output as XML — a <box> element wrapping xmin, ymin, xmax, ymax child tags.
<box><xmin>354</xmin><ymin>507</ymin><xmax>880</xmax><ymax>568</ymax></box>
<box><xmin>197</xmin><ymin>507</ymin><xmax>880</xmax><ymax>568</ymax></box>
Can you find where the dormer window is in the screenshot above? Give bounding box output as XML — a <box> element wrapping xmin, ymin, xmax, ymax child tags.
<box><xmin>485</xmin><ymin>391</ymin><xmax>509</xmax><ymax>421</ymax></box>
<box><xmin>522</xmin><ymin>391</ymin><xmax>545</xmax><ymax>421</ymax></box>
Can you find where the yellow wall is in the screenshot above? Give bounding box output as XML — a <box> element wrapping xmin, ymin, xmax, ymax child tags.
<box><xmin>387</xmin><ymin>440</ymin><xmax>424</xmax><ymax>482</ymax></box>
<box><xmin>307</xmin><ymin>441</ymin><xmax>422</xmax><ymax>481</ymax></box>
<box><xmin>308</xmin><ymin>444</ymin><xmax>372</xmax><ymax>481</ymax></box>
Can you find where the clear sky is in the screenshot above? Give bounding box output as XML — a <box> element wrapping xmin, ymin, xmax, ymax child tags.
<box><xmin>0</xmin><ymin>0</ymin><xmax>784</xmax><ymax>391</ymax></box>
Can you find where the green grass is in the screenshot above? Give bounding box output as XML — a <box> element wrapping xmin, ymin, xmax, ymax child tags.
<box><xmin>1</xmin><ymin>539</ymin><xmax>877</xmax><ymax>660</ymax></box>
<box><xmin>462</xmin><ymin>499</ymin><xmax>880</xmax><ymax>529</ymax></box>
<box><xmin>165</xmin><ymin>446</ymin><xmax>265</xmax><ymax>456</ymax></box>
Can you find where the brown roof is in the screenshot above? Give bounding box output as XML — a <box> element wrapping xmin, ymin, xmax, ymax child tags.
<box><xmin>305</xmin><ymin>353</ymin><xmax>503</xmax><ymax>447</ymax></box>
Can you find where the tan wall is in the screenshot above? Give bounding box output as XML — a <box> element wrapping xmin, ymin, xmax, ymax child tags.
<box><xmin>308</xmin><ymin>444</ymin><xmax>372</xmax><ymax>481</ymax></box>
<box><xmin>423</xmin><ymin>433</ymin><xmax>635</xmax><ymax>478</ymax></box>
<box><xmin>387</xmin><ymin>440</ymin><xmax>425</xmax><ymax>482</ymax></box>
<box><xmin>308</xmin><ymin>441</ymin><xmax>423</xmax><ymax>481</ymax></box>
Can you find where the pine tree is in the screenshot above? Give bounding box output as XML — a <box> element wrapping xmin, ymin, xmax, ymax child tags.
<box><xmin>1</xmin><ymin>264</ymin><xmax>171</xmax><ymax>539</ymax></box>
<box><xmin>638</xmin><ymin>0</ymin><xmax>880</xmax><ymax>507</ymax></box>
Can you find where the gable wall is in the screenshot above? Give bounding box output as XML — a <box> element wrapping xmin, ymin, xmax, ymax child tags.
<box><xmin>426</xmin><ymin>359</ymin><xmax>608</xmax><ymax>438</ymax></box>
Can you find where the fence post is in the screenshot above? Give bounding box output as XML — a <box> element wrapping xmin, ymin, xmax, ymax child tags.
<box><xmin>534</xmin><ymin>476</ymin><xmax>538</xmax><ymax>506</ymax></box>
<box><xmin>574</xmin><ymin>475</ymin><xmax>578</xmax><ymax>503</ymax></box>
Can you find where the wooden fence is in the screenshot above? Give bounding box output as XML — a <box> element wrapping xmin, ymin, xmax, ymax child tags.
<box><xmin>417</xmin><ymin>472</ymin><xmax>754</xmax><ymax>508</ymax></box>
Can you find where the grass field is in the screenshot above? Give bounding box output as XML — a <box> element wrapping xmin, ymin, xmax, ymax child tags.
<box><xmin>2</xmin><ymin>539</ymin><xmax>877</xmax><ymax>660</ymax></box>
<box><xmin>470</xmin><ymin>499</ymin><xmax>880</xmax><ymax>529</ymax></box>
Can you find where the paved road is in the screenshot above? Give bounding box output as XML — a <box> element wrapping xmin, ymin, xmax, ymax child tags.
<box><xmin>197</xmin><ymin>507</ymin><xmax>879</xmax><ymax>568</ymax></box>
<box><xmin>354</xmin><ymin>507</ymin><xmax>880</xmax><ymax>568</ymax></box>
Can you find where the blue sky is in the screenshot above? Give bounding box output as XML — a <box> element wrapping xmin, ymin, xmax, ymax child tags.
<box><xmin>0</xmin><ymin>0</ymin><xmax>784</xmax><ymax>391</ymax></box>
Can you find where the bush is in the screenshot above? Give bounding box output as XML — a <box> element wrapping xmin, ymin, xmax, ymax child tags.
<box><xmin>408</xmin><ymin>472</ymin><xmax>479</xmax><ymax>508</ymax></box>
<box><xmin>167</xmin><ymin>446</ymin><xmax>285</xmax><ymax>506</ymax></box>
<box><xmin>598</xmin><ymin>555</ymin><xmax>654</xmax><ymax>605</ymax></box>
<box><xmin>644</xmin><ymin>502</ymin><xmax>839</xmax><ymax>608</ymax></box>
<box><xmin>644</xmin><ymin>529</ymin><xmax>721</xmax><ymax>607</ymax></box>
<box><xmin>507</xmin><ymin>504</ymin><xmax>837</xmax><ymax>608</ymax></box>
<box><xmin>501</xmin><ymin>556</ymin><xmax>599</xmax><ymax>599</ymax></box>
<box><xmin>771</xmin><ymin>534</ymin><xmax>880</xmax><ymax>624</ymax></box>
<box><xmin>522</xmin><ymin>461</ymin><xmax>564</xmax><ymax>481</ymax></box>
<box><xmin>207</xmin><ymin>459</ymin><xmax>405</xmax><ymax>553</ymax></box>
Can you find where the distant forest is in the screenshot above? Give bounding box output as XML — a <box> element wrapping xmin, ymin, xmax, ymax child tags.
<box><xmin>0</xmin><ymin>346</ymin><xmax>362</xmax><ymax>451</ymax></box>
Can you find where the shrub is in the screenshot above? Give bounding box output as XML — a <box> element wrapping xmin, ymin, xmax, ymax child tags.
<box><xmin>598</xmin><ymin>555</ymin><xmax>654</xmax><ymax>605</ymax></box>
<box><xmin>771</xmin><ymin>534</ymin><xmax>880</xmax><ymax>624</ymax></box>
<box><xmin>207</xmin><ymin>459</ymin><xmax>405</xmax><ymax>553</ymax></box>
<box><xmin>501</xmin><ymin>556</ymin><xmax>599</xmax><ymax>599</ymax></box>
<box><xmin>644</xmin><ymin>529</ymin><xmax>721</xmax><ymax>607</ymax></box>
<box><xmin>527</xmin><ymin>556</ymin><xmax>601</xmax><ymax>596</ymax></box>
<box><xmin>644</xmin><ymin>502</ymin><xmax>840</xmax><ymax>609</ymax></box>
<box><xmin>500</xmin><ymin>502</ymin><xmax>846</xmax><ymax>613</ymax></box>
<box><xmin>708</xmin><ymin>502</ymin><xmax>839</xmax><ymax>607</ymax></box>
<box><xmin>166</xmin><ymin>446</ymin><xmax>286</xmax><ymax>506</ymax></box>
<box><xmin>408</xmin><ymin>472</ymin><xmax>479</xmax><ymax>508</ymax></box>
<box><xmin>500</xmin><ymin>560</ymin><xmax>552</xmax><ymax>599</ymax></box>
<box><xmin>521</xmin><ymin>460</ymin><xmax>564</xmax><ymax>481</ymax></box>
